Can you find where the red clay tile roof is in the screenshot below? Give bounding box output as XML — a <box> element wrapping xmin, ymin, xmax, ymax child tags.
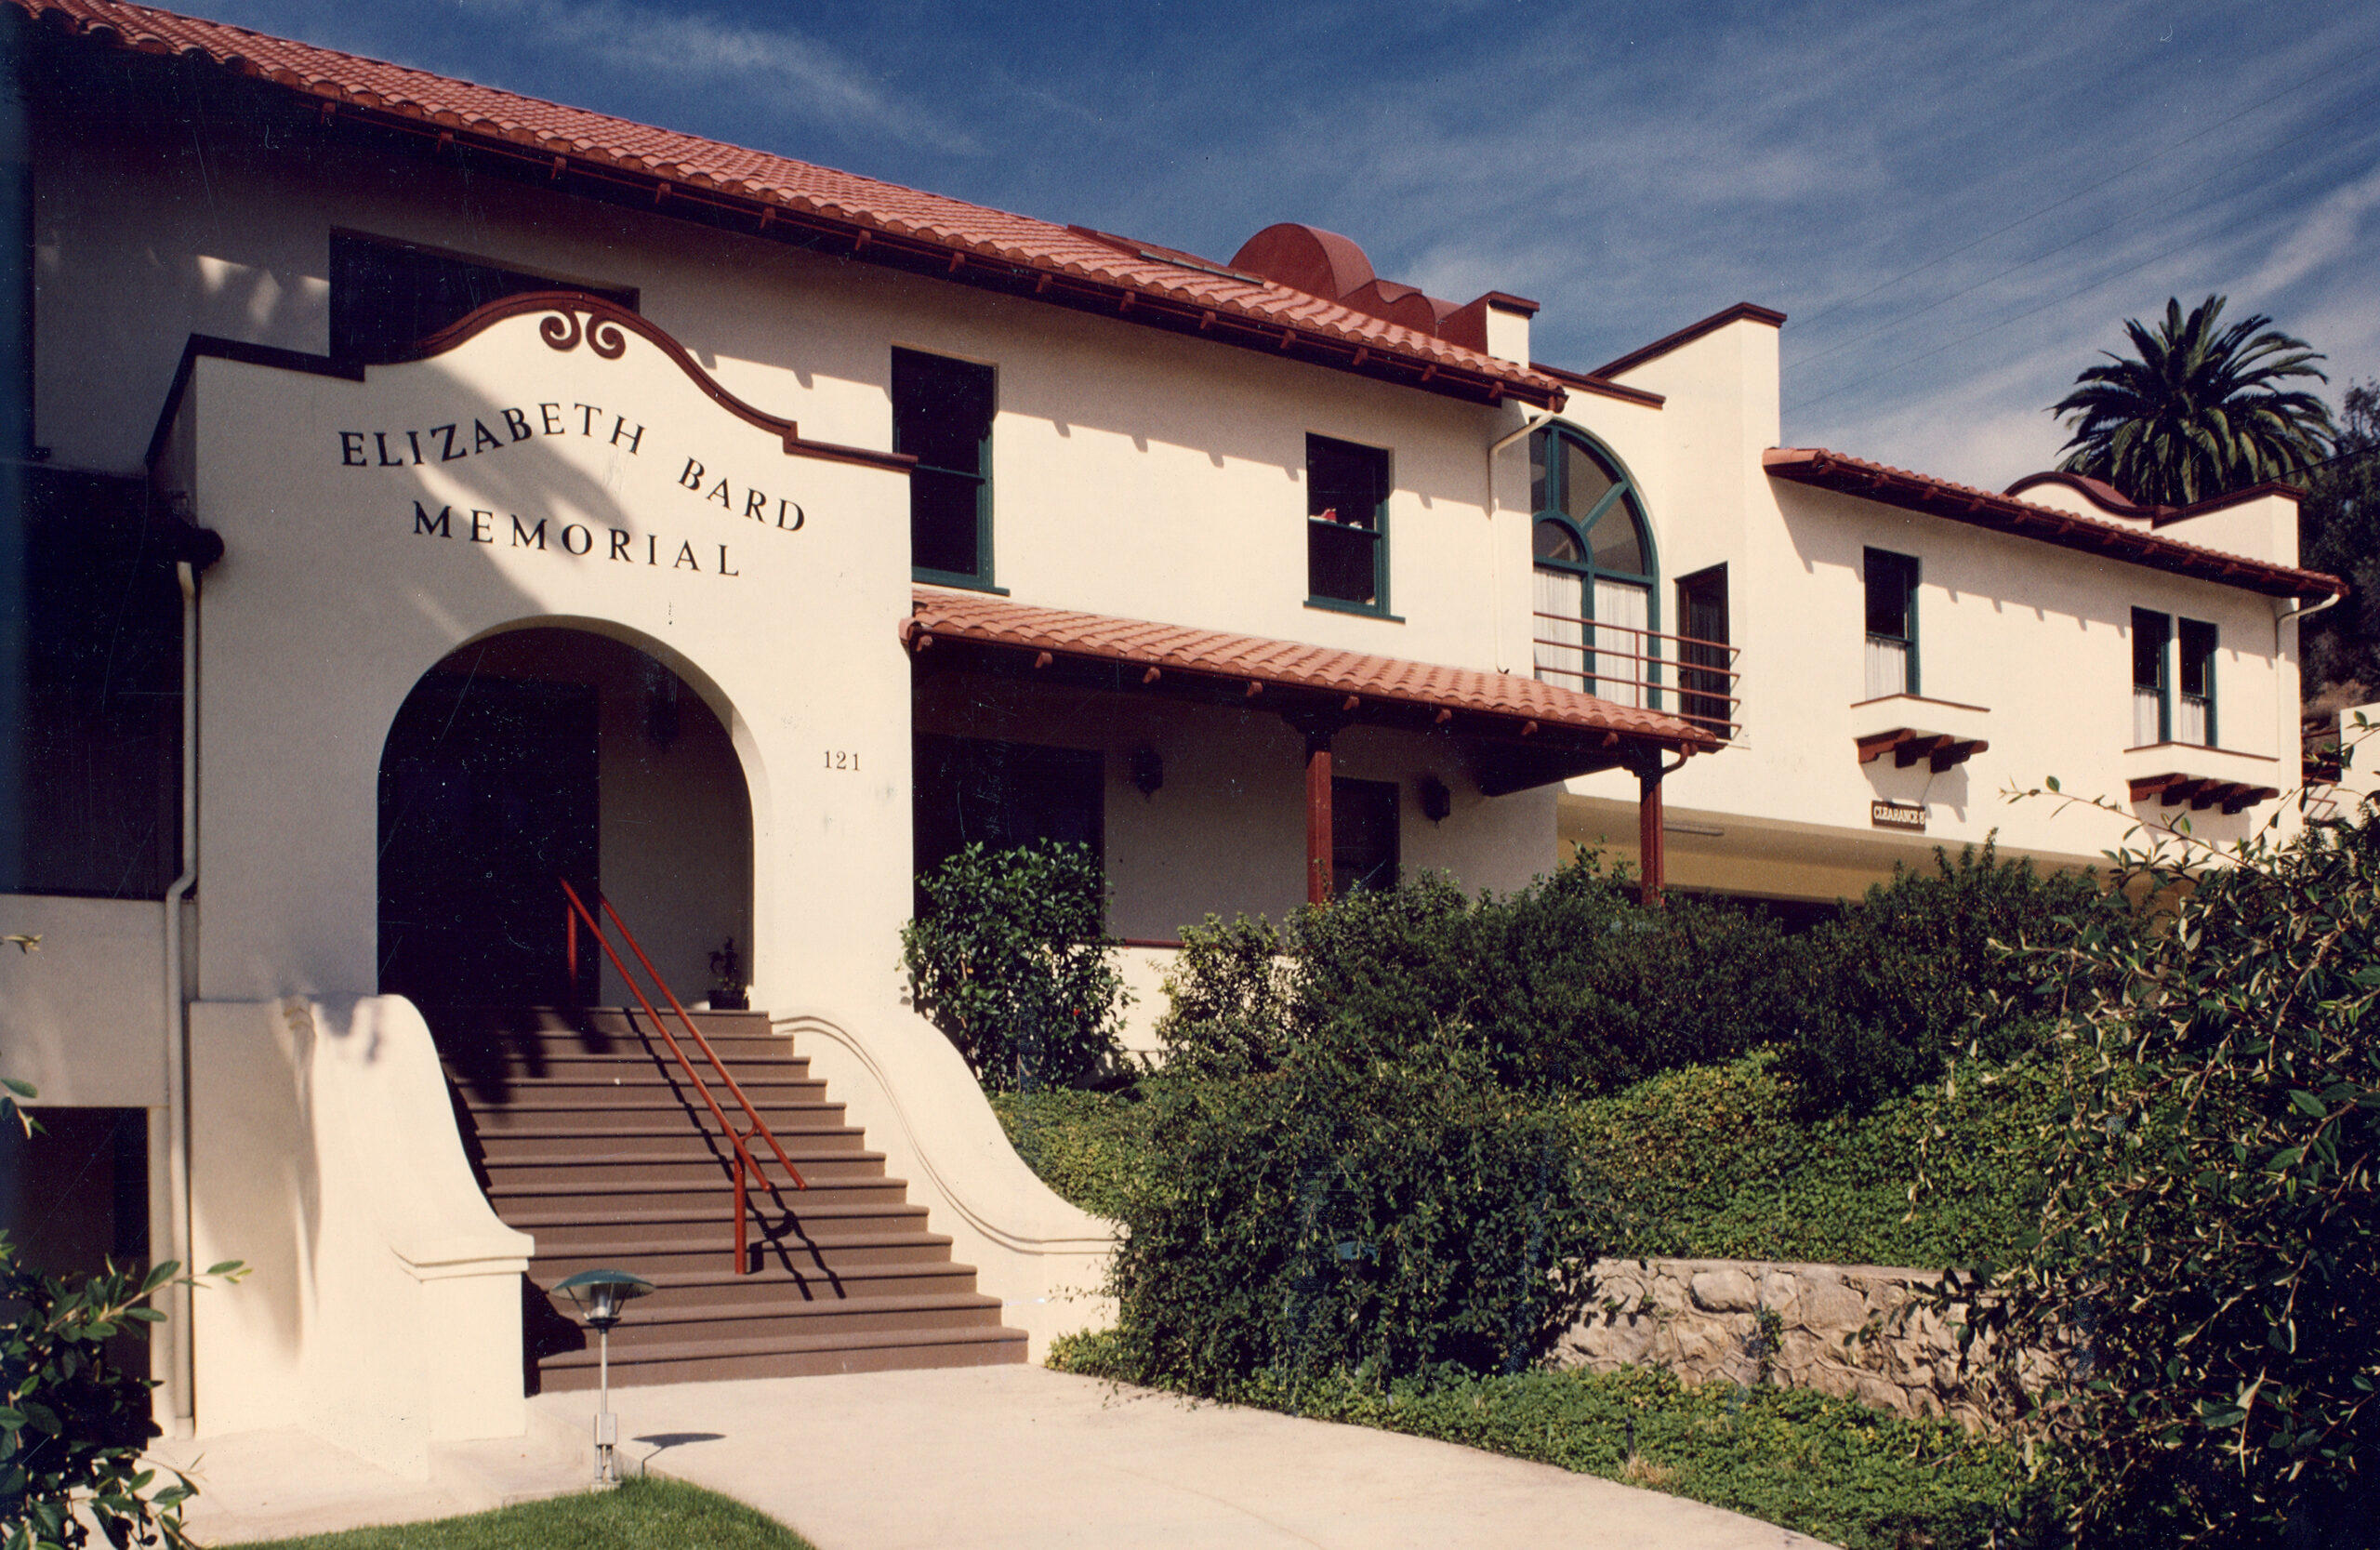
<box><xmin>1765</xmin><ymin>448</ymin><xmax>2345</xmax><ymax>602</ymax></box>
<box><xmin>13</xmin><ymin>0</ymin><xmax>1566</xmax><ymax>409</ymax></box>
<box><xmin>904</xmin><ymin>586</ymin><xmax>1715</xmax><ymax>751</ymax></box>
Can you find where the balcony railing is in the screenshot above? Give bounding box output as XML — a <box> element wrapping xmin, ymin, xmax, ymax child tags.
<box><xmin>1531</xmin><ymin>612</ymin><xmax>1740</xmax><ymax>739</ymax></box>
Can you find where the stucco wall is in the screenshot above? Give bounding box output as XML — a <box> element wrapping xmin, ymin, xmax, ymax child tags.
<box><xmin>0</xmin><ymin>894</ymin><xmax>170</xmax><ymax>1107</ymax></box>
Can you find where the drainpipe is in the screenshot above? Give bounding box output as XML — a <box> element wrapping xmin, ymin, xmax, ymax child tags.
<box><xmin>1486</xmin><ymin>410</ymin><xmax>1554</xmax><ymax>674</ymax></box>
<box><xmin>161</xmin><ymin>557</ymin><xmax>198</xmax><ymax>1433</ymax></box>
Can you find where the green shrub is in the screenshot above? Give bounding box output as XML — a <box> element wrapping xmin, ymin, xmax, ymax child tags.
<box><xmin>1963</xmin><ymin>815</ymin><xmax>2380</xmax><ymax>1548</ymax></box>
<box><xmin>1104</xmin><ymin>1045</ymin><xmax>1608</xmax><ymax>1390</ymax></box>
<box><xmin>1783</xmin><ymin>841</ymin><xmax>2135</xmax><ymax>1113</ymax></box>
<box><xmin>900</xmin><ymin>841</ymin><xmax>1127</xmax><ymax>1092</ymax></box>
<box><xmin>1567</xmin><ymin>1050</ymin><xmax>2057</xmax><ymax>1267</ymax></box>
<box><xmin>1159</xmin><ymin>857</ymin><xmax>1801</xmax><ymax>1100</ymax></box>
<box><xmin>1</xmin><ymin>1242</ymin><xmax>245</xmax><ymax>1550</ymax></box>
<box><xmin>1049</xmin><ymin>1340</ymin><xmax>2061</xmax><ymax>1550</ymax></box>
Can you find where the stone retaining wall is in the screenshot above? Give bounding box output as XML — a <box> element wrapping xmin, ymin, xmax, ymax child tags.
<box><xmin>1560</xmin><ymin>1257</ymin><xmax>1992</xmax><ymax>1425</ymax></box>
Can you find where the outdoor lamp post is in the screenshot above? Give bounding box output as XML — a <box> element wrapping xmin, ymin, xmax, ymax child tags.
<box><xmin>554</xmin><ymin>1268</ymin><xmax>654</xmax><ymax>1486</ymax></box>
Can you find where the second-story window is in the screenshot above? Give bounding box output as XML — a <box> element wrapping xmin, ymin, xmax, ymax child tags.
<box><xmin>1529</xmin><ymin>429</ymin><xmax>1656</xmax><ymax>705</ymax></box>
<box><xmin>1863</xmin><ymin>548</ymin><xmax>1919</xmax><ymax>698</ymax></box>
<box><xmin>2132</xmin><ymin>607</ymin><xmax>2171</xmax><ymax>745</ymax></box>
<box><xmin>894</xmin><ymin>349</ymin><xmax>997</xmax><ymax>588</ymax></box>
<box><xmin>1306</xmin><ymin>434</ymin><xmax>1390</xmax><ymax>614</ymax></box>
<box><xmin>2178</xmin><ymin>618</ymin><xmax>2218</xmax><ymax>746</ymax></box>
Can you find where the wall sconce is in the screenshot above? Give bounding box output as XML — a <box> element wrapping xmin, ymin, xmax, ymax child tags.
<box><xmin>1418</xmin><ymin>775</ymin><xmax>1452</xmax><ymax>824</ymax></box>
<box><xmin>1130</xmin><ymin>745</ymin><xmax>1164</xmax><ymax>799</ymax></box>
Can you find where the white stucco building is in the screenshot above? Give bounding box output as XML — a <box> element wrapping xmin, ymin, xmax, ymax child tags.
<box><xmin>0</xmin><ymin>0</ymin><xmax>2343</xmax><ymax>1477</ymax></box>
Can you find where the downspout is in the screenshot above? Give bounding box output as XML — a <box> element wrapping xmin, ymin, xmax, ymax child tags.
<box><xmin>1487</xmin><ymin>409</ymin><xmax>1555</xmax><ymax>674</ymax></box>
<box><xmin>161</xmin><ymin>558</ymin><xmax>197</xmax><ymax>1433</ymax></box>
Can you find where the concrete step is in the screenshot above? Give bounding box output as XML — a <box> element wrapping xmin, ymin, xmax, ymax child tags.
<box><xmin>534</xmin><ymin>1227</ymin><xmax>956</xmax><ymax>1278</ymax></box>
<box><xmin>474</xmin><ymin>1124</ymin><xmax>869</xmax><ymax>1161</ymax></box>
<box><xmin>479</xmin><ymin>1146</ymin><xmax>883</xmax><ymax>1189</ymax></box>
<box><xmin>535</xmin><ymin>1322</ymin><xmax>1027</xmax><ymax>1389</ymax></box>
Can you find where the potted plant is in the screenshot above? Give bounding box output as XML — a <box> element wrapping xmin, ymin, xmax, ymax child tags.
<box><xmin>707</xmin><ymin>937</ymin><xmax>748</xmax><ymax>1011</ymax></box>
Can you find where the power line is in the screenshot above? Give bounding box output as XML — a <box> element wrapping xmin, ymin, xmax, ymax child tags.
<box><xmin>1793</xmin><ymin>33</ymin><xmax>2380</xmax><ymax>336</ymax></box>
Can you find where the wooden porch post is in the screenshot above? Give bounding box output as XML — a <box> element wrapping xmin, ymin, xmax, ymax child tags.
<box><xmin>1637</xmin><ymin>759</ymin><xmax>1666</xmax><ymax>907</ymax></box>
<box><xmin>1304</xmin><ymin>726</ymin><xmax>1334</xmax><ymax>907</ymax></box>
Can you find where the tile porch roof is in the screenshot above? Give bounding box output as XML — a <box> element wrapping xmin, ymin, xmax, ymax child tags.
<box><xmin>904</xmin><ymin>586</ymin><xmax>1716</xmax><ymax>754</ymax></box>
<box><xmin>11</xmin><ymin>0</ymin><xmax>1567</xmax><ymax>410</ymax></box>
<box><xmin>1765</xmin><ymin>447</ymin><xmax>2346</xmax><ymax>602</ymax></box>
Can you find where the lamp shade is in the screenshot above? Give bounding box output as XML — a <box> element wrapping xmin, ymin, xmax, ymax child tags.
<box><xmin>553</xmin><ymin>1268</ymin><xmax>654</xmax><ymax>1331</ymax></box>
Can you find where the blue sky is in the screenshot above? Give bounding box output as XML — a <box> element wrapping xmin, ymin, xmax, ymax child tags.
<box><xmin>192</xmin><ymin>0</ymin><xmax>2380</xmax><ymax>490</ymax></box>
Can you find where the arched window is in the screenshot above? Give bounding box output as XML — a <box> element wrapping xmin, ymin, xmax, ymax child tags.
<box><xmin>1529</xmin><ymin>429</ymin><xmax>1657</xmax><ymax>706</ymax></box>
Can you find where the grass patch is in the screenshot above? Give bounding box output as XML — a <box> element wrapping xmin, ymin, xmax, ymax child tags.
<box><xmin>237</xmin><ymin>1477</ymin><xmax>815</xmax><ymax>1550</ymax></box>
<box><xmin>1049</xmin><ymin>1331</ymin><xmax>2059</xmax><ymax>1550</ymax></box>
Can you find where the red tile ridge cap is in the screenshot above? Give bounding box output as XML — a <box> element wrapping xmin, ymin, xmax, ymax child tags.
<box><xmin>1591</xmin><ymin>302</ymin><xmax>1787</xmax><ymax>381</ymax></box>
<box><xmin>13</xmin><ymin>0</ymin><xmax>1567</xmax><ymax>406</ymax></box>
<box><xmin>903</xmin><ymin>586</ymin><xmax>1713</xmax><ymax>749</ymax></box>
<box><xmin>1765</xmin><ymin>447</ymin><xmax>2344</xmax><ymax>601</ymax></box>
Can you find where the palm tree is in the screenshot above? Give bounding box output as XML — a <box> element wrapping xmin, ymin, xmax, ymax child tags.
<box><xmin>2050</xmin><ymin>294</ymin><xmax>2334</xmax><ymax>507</ymax></box>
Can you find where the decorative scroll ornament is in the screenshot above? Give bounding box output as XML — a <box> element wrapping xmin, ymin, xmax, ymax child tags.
<box><xmin>538</xmin><ymin>309</ymin><xmax>628</xmax><ymax>359</ymax></box>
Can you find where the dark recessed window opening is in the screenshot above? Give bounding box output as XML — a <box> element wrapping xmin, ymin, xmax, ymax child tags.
<box><xmin>329</xmin><ymin>232</ymin><xmax>638</xmax><ymax>363</ymax></box>
<box><xmin>2178</xmin><ymin>617</ymin><xmax>2217</xmax><ymax>747</ymax></box>
<box><xmin>3</xmin><ymin>470</ymin><xmax>185</xmax><ymax>898</ymax></box>
<box><xmin>2132</xmin><ymin>607</ymin><xmax>2171</xmax><ymax>746</ymax></box>
<box><xmin>1331</xmin><ymin>776</ymin><xmax>1400</xmax><ymax>897</ymax></box>
<box><xmin>1306</xmin><ymin>434</ymin><xmax>1390</xmax><ymax>612</ymax></box>
<box><xmin>1675</xmin><ymin>563</ymin><xmax>1730</xmax><ymax>735</ymax></box>
<box><xmin>1863</xmin><ymin>548</ymin><xmax>1919</xmax><ymax>698</ymax></box>
<box><xmin>894</xmin><ymin>350</ymin><xmax>998</xmax><ymax>586</ymax></box>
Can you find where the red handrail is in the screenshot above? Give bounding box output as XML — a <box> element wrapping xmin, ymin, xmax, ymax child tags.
<box><xmin>559</xmin><ymin>879</ymin><xmax>805</xmax><ymax>1274</ymax></box>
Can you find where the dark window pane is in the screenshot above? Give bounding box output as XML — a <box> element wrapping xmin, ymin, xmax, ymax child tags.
<box><xmin>1306</xmin><ymin>434</ymin><xmax>1386</xmax><ymax>527</ymax></box>
<box><xmin>1561</xmin><ymin>439</ymin><xmax>1617</xmax><ymax>523</ymax></box>
<box><xmin>1534</xmin><ymin>519</ymin><xmax>1581</xmax><ymax>563</ymax></box>
<box><xmin>1309</xmin><ymin>522</ymin><xmax>1381</xmax><ymax>604</ymax></box>
<box><xmin>1528</xmin><ymin>431</ymin><xmax>1548</xmax><ymax>513</ymax></box>
<box><xmin>1677</xmin><ymin>564</ymin><xmax>1730</xmax><ymax>734</ymax></box>
<box><xmin>2132</xmin><ymin>608</ymin><xmax>2169</xmax><ymax>690</ymax></box>
<box><xmin>330</xmin><ymin>233</ymin><xmax>636</xmax><ymax>362</ymax></box>
<box><xmin>2179</xmin><ymin>618</ymin><xmax>2215</xmax><ymax>698</ymax></box>
<box><xmin>912</xmin><ymin>470</ymin><xmax>983</xmax><ymax>576</ymax></box>
<box><xmin>1590</xmin><ymin>496</ymin><xmax>1646</xmax><ymax>576</ymax></box>
<box><xmin>1865</xmin><ymin>549</ymin><xmax>1913</xmax><ymax>640</ymax></box>
<box><xmin>892</xmin><ymin>350</ymin><xmax>995</xmax><ymax>474</ymax></box>
<box><xmin>1331</xmin><ymin>778</ymin><xmax>1400</xmax><ymax>897</ymax></box>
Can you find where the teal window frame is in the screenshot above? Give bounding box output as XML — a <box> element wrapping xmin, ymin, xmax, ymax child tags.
<box><xmin>1305</xmin><ymin>433</ymin><xmax>1395</xmax><ymax>617</ymax></box>
<box><xmin>1529</xmin><ymin>427</ymin><xmax>1660</xmax><ymax>702</ymax></box>
<box><xmin>1863</xmin><ymin>547</ymin><xmax>1920</xmax><ymax>697</ymax></box>
<box><xmin>894</xmin><ymin>348</ymin><xmax>1001</xmax><ymax>592</ymax></box>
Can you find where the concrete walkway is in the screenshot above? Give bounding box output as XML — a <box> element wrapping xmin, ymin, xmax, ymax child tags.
<box><xmin>159</xmin><ymin>1366</ymin><xmax>1826</xmax><ymax>1547</ymax></box>
<box><xmin>548</xmin><ymin>1366</ymin><xmax>1821</xmax><ymax>1550</ymax></box>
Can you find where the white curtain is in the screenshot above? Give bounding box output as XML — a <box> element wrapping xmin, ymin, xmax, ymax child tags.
<box><xmin>2176</xmin><ymin>695</ymin><xmax>2210</xmax><ymax>747</ymax></box>
<box><xmin>1533</xmin><ymin>567</ymin><xmax>1585</xmax><ymax>686</ymax></box>
<box><xmin>1865</xmin><ymin>638</ymin><xmax>1910</xmax><ymax>700</ymax></box>
<box><xmin>2133</xmin><ymin>688</ymin><xmax>2163</xmax><ymax>748</ymax></box>
<box><xmin>1593</xmin><ymin>578</ymin><xmax>1649</xmax><ymax>707</ymax></box>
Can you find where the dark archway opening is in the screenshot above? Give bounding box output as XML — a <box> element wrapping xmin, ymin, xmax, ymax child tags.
<box><xmin>377</xmin><ymin>629</ymin><xmax>752</xmax><ymax>1009</ymax></box>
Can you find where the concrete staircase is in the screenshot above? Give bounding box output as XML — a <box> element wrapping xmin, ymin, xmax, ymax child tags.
<box><xmin>430</xmin><ymin>1006</ymin><xmax>1027</xmax><ymax>1391</ymax></box>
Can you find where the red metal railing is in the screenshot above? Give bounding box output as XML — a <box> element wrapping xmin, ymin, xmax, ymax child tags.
<box><xmin>560</xmin><ymin>879</ymin><xmax>805</xmax><ymax>1273</ymax></box>
<box><xmin>1531</xmin><ymin>612</ymin><xmax>1741</xmax><ymax>740</ymax></box>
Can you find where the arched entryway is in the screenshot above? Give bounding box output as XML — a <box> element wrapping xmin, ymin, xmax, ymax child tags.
<box><xmin>377</xmin><ymin>627</ymin><xmax>753</xmax><ymax>1009</ymax></box>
